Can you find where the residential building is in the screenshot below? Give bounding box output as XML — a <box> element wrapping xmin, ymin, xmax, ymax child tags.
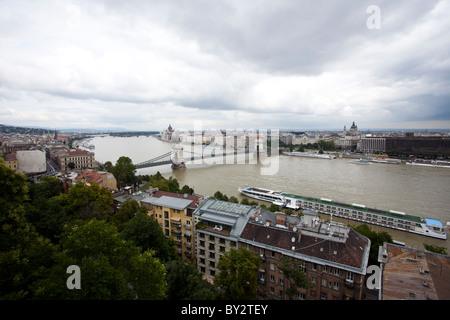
<box><xmin>378</xmin><ymin>242</ymin><xmax>450</xmax><ymax>300</ymax></box>
<box><xmin>193</xmin><ymin>199</ymin><xmax>258</xmax><ymax>278</ymax></box>
<box><xmin>239</xmin><ymin>210</ymin><xmax>371</xmax><ymax>300</ymax></box>
<box><xmin>53</xmin><ymin>148</ymin><xmax>95</xmax><ymax>173</ymax></box>
<box><xmin>143</xmin><ymin>190</ymin><xmax>204</xmax><ymax>261</ymax></box>
<box><xmin>76</xmin><ymin>169</ymin><xmax>117</xmax><ymax>190</ymax></box>
<box><xmin>2</xmin><ymin>153</ymin><xmax>18</xmax><ymax>173</ymax></box>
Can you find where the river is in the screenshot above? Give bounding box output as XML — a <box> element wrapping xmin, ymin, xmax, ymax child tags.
<box><xmin>89</xmin><ymin>135</ymin><xmax>450</xmax><ymax>251</ymax></box>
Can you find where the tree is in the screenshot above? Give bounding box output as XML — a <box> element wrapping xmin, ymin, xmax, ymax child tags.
<box><xmin>423</xmin><ymin>243</ymin><xmax>447</xmax><ymax>255</ymax></box>
<box><xmin>214</xmin><ymin>191</ymin><xmax>228</xmax><ymax>201</ymax></box>
<box><xmin>111</xmin><ymin>156</ymin><xmax>136</xmax><ymax>189</ymax></box>
<box><xmin>214</xmin><ymin>247</ymin><xmax>260</xmax><ymax>300</ymax></box>
<box><xmin>0</xmin><ymin>160</ymin><xmax>56</xmax><ymax>299</ymax></box>
<box><xmin>277</xmin><ymin>256</ymin><xmax>311</xmax><ymax>299</ymax></box>
<box><xmin>240</xmin><ymin>197</ymin><xmax>250</xmax><ymax>205</ymax></box>
<box><xmin>112</xmin><ymin>199</ymin><xmax>147</xmax><ymax>232</ymax></box>
<box><xmin>32</xmin><ymin>220</ymin><xmax>166</xmax><ymax>300</ymax></box>
<box><xmin>165</xmin><ymin>259</ymin><xmax>217</xmax><ymax>300</ymax></box>
<box><xmin>180</xmin><ymin>184</ymin><xmax>194</xmax><ymax>195</ymax></box>
<box><xmin>64</xmin><ymin>182</ymin><xmax>114</xmax><ymax>220</ymax></box>
<box><xmin>120</xmin><ymin>212</ymin><xmax>177</xmax><ymax>262</ymax></box>
<box><xmin>25</xmin><ymin>177</ymin><xmax>66</xmax><ymax>242</ymax></box>
<box><xmin>353</xmin><ymin>224</ymin><xmax>393</xmax><ymax>265</ymax></box>
<box><xmin>268</xmin><ymin>203</ymin><xmax>280</xmax><ymax>212</ymax></box>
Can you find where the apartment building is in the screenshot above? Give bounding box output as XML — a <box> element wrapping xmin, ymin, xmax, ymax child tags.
<box><xmin>239</xmin><ymin>210</ymin><xmax>371</xmax><ymax>300</ymax></box>
<box><xmin>193</xmin><ymin>199</ymin><xmax>258</xmax><ymax>277</ymax></box>
<box><xmin>2</xmin><ymin>153</ymin><xmax>18</xmax><ymax>173</ymax></box>
<box><xmin>53</xmin><ymin>148</ymin><xmax>95</xmax><ymax>173</ymax></box>
<box><xmin>143</xmin><ymin>190</ymin><xmax>203</xmax><ymax>261</ymax></box>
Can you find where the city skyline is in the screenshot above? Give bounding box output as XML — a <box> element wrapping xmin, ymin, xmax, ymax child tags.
<box><xmin>1</xmin><ymin>1</ymin><xmax>449</xmax><ymax>131</ymax></box>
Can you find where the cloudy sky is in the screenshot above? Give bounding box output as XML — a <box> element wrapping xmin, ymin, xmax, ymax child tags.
<box><xmin>1</xmin><ymin>0</ymin><xmax>449</xmax><ymax>131</ymax></box>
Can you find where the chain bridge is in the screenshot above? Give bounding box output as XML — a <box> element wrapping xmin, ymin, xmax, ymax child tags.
<box><xmin>134</xmin><ymin>144</ymin><xmax>264</xmax><ymax>169</ymax></box>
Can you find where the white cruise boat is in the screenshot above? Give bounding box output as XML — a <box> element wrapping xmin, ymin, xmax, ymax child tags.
<box><xmin>238</xmin><ymin>185</ymin><xmax>447</xmax><ymax>240</ymax></box>
<box><xmin>238</xmin><ymin>186</ymin><xmax>286</xmax><ymax>207</ymax></box>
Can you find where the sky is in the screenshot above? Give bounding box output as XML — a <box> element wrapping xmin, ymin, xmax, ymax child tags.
<box><xmin>0</xmin><ymin>0</ymin><xmax>449</xmax><ymax>131</ymax></box>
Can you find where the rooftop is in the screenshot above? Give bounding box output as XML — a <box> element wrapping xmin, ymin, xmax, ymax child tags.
<box><xmin>194</xmin><ymin>199</ymin><xmax>257</xmax><ymax>239</ymax></box>
<box><xmin>148</xmin><ymin>190</ymin><xmax>203</xmax><ymax>209</ymax></box>
<box><xmin>142</xmin><ymin>195</ymin><xmax>193</xmax><ymax>210</ymax></box>
<box><xmin>240</xmin><ymin>210</ymin><xmax>370</xmax><ymax>273</ymax></box>
<box><xmin>379</xmin><ymin>243</ymin><xmax>450</xmax><ymax>300</ymax></box>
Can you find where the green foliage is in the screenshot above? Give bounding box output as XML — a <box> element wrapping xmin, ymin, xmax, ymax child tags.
<box><xmin>352</xmin><ymin>224</ymin><xmax>393</xmax><ymax>265</ymax></box>
<box><xmin>110</xmin><ymin>156</ymin><xmax>136</xmax><ymax>189</ymax></box>
<box><xmin>165</xmin><ymin>259</ymin><xmax>217</xmax><ymax>300</ymax></box>
<box><xmin>214</xmin><ymin>247</ymin><xmax>260</xmax><ymax>300</ymax></box>
<box><xmin>120</xmin><ymin>212</ymin><xmax>177</xmax><ymax>262</ymax></box>
<box><xmin>32</xmin><ymin>220</ymin><xmax>166</xmax><ymax>299</ymax></box>
<box><xmin>213</xmin><ymin>190</ymin><xmax>228</xmax><ymax>201</ymax></box>
<box><xmin>423</xmin><ymin>243</ymin><xmax>447</xmax><ymax>255</ymax></box>
<box><xmin>0</xmin><ymin>160</ymin><xmax>57</xmax><ymax>299</ymax></box>
<box><xmin>138</xmin><ymin>171</ymin><xmax>186</xmax><ymax>194</ymax></box>
<box><xmin>112</xmin><ymin>199</ymin><xmax>147</xmax><ymax>232</ymax></box>
<box><xmin>277</xmin><ymin>257</ymin><xmax>311</xmax><ymax>299</ymax></box>
<box><xmin>64</xmin><ymin>182</ymin><xmax>114</xmax><ymax>220</ymax></box>
<box><xmin>0</xmin><ymin>160</ymin><xmax>169</xmax><ymax>300</ymax></box>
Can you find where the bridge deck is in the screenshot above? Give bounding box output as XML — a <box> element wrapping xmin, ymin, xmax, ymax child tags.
<box><xmin>135</xmin><ymin>145</ymin><xmax>266</xmax><ymax>169</ymax></box>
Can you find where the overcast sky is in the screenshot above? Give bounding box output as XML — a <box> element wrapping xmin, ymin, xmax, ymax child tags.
<box><xmin>1</xmin><ymin>0</ymin><xmax>449</xmax><ymax>131</ymax></box>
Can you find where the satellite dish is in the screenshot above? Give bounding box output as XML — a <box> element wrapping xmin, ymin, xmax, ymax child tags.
<box><xmin>291</xmin><ymin>237</ymin><xmax>296</xmax><ymax>243</ymax></box>
<box><xmin>293</xmin><ymin>227</ymin><xmax>297</xmax><ymax>232</ymax></box>
<box><xmin>265</xmin><ymin>222</ymin><xmax>270</xmax><ymax>227</ymax></box>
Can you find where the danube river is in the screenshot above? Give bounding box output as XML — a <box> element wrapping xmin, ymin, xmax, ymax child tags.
<box><xmin>89</xmin><ymin>135</ymin><xmax>450</xmax><ymax>251</ymax></box>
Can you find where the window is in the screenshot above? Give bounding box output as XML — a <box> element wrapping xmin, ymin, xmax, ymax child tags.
<box><xmin>270</xmin><ymin>263</ymin><xmax>275</xmax><ymax>271</ymax></box>
<box><xmin>322</xmin><ymin>278</ymin><xmax>328</xmax><ymax>287</ymax></box>
<box><xmin>333</xmin><ymin>282</ymin><xmax>339</xmax><ymax>290</ymax></box>
<box><xmin>299</xmin><ymin>260</ymin><xmax>306</xmax><ymax>272</ymax></box>
<box><xmin>346</xmin><ymin>272</ymin><xmax>354</xmax><ymax>282</ymax></box>
<box><xmin>270</xmin><ymin>275</ymin><xmax>275</xmax><ymax>283</ymax></box>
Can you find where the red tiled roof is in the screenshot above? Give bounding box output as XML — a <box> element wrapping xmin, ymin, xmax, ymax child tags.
<box><xmin>76</xmin><ymin>170</ymin><xmax>102</xmax><ymax>184</ymax></box>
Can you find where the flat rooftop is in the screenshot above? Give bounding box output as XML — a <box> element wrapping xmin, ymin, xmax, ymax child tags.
<box><xmin>380</xmin><ymin>243</ymin><xmax>450</xmax><ymax>300</ymax></box>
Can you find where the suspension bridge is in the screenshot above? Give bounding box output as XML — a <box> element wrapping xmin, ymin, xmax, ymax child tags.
<box><xmin>135</xmin><ymin>144</ymin><xmax>266</xmax><ymax>169</ymax></box>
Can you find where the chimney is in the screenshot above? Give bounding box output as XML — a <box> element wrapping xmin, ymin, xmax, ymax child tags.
<box><xmin>275</xmin><ymin>212</ymin><xmax>286</xmax><ymax>226</ymax></box>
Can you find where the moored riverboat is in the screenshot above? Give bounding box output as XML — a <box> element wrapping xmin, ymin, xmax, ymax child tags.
<box><xmin>238</xmin><ymin>185</ymin><xmax>447</xmax><ymax>240</ymax></box>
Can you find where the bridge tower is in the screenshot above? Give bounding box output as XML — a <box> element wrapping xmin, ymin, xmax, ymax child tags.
<box><xmin>171</xmin><ymin>145</ymin><xmax>186</xmax><ymax>169</ymax></box>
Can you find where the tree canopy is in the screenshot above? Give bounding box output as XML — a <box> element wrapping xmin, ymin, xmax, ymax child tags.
<box><xmin>214</xmin><ymin>247</ymin><xmax>260</xmax><ymax>300</ymax></box>
<box><xmin>110</xmin><ymin>156</ymin><xmax>136</xmax><ymax>189</ymax></box>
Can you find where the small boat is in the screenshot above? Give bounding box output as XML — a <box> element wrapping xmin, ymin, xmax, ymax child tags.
<box><xmin>349</xmin><ymin>158</ymin><xmax>372</xmax><ymax>165</ymax></box>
